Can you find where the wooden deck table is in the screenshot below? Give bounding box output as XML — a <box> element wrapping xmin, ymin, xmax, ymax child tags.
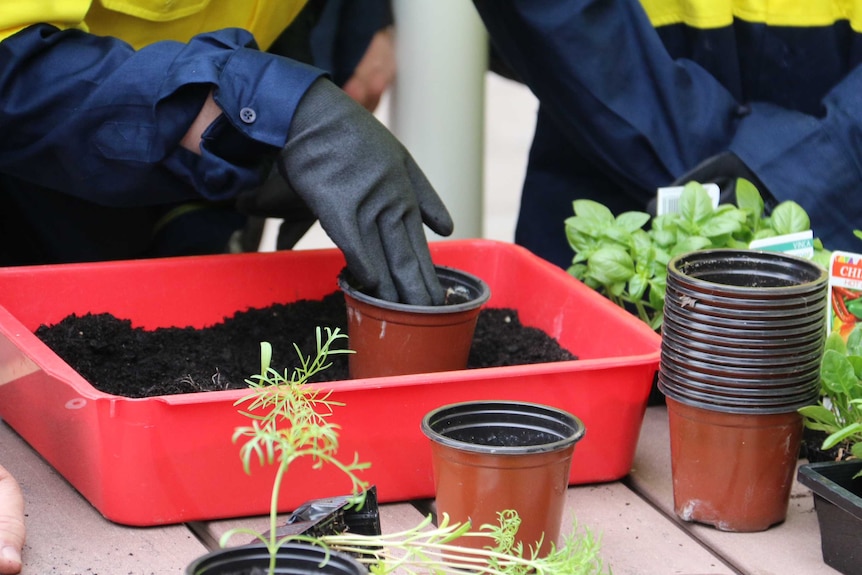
<box><xmin>1</xmin><ymin>405</ymin><xmax>839</xmax><ymax>574</ymax></box>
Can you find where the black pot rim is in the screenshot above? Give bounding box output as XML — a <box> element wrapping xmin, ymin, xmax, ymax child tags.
<box><xmin>421</xmin><ymin>400</ymin><xmax>585</xmax><ymax>455</ymax></box>
<box><xmin>186</xmin><ymin>542</ymin><xmax>368</xmax><ymax>575</ymax></box>
<box><xmin>658</xmin><ymin>373</ymin><xmax>819</xmax><ymax>414</ymax></box>
<box><xmin>660</xmin><ymin>320</ymin><xmax>826</xmax><ymax>358</ymax></box>
<box><xmin>663</xmin><ymin>297</ymin><xmax>827</xmax><ymax>330</ymax></box>
<box><xmin>668</xmin><ymin>249</ymin><xmax>828</xmax><ymax>297</ymax></box>
<box><xmin>658</xmin><ymin>364</ymin><xmax>820</xmax><ymax>398</ymax></box>
<box><xmin>338</xmin><ymin>265</ymin><xmax>491</xmax><ymax>314</ymax></box>
<box><xmin>662</xmin><ymin>313</ymin><xmax>826</xmax><ymax>348</ymax></box>
<box><xmin>660</xmin><ymin>340</ymin><xmax>824</xmax><ymax>376</ymax></box>
<box><xmin>665</xmin><ymin>281</ymin><xmax>827</xmax><ymax>312</ymax></box>
<box><xmin>662</xmin><ymin>304</ymin><xmax>827</xmax><ymax>341</ymax></box>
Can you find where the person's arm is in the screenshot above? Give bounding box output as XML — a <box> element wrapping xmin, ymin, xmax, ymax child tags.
<box><xmin>726</xmin><ymin>80</ymin><xmax>862</xmax><ymax>251</ymax></box>
<box><xmin>341</xmin><ymin>25</ymin><xmax>395</xmax><ymax>112</ymax></box>
<box><xmin>180</xmin><ymin>90</ymin><xmax>222</xmax><ymax>154</ymax></box>
<box><xmin>0</xmin><ymin>464</ymin><xmax>24</xmax><ymax>575</ymax></box>
<box><xmin>1</xmin><ymin>24</ymin><xmax>451</xmax><ymax>304</ymax></box>
<box><xmin>0</xmin><ymin>24</ymin><xmax>321</xmax><ymax>207</ymax></box>
<box><xmin>309</xmin><ymin>0</ymin><xmax>395</xmax><ymax>112</ymax></box>
<box><xmin>471</xmin><ymin>0</ymin><xmax>862</xmax><ymax>250</ymax></box>
<box><xmin>471</xmin><ymin>0</ymin><xmax>742</xmax><ymax>193</ymax></box>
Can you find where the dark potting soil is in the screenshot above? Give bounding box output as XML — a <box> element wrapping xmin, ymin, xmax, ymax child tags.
<box><xmin>35</xmin><ymin>291</ymin><xmax>577</xmax><ymax>398</ymax></box>
<box><xmin>801</xmin><ymin>428</ymin><xmax>851</xmax><ymax>463</ymax></box>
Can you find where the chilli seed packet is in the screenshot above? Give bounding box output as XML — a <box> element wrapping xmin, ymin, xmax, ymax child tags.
<box><xmin>828</xmin><ymin>251</ymin><xmax>862</xmax><ymax>341</ymax></box>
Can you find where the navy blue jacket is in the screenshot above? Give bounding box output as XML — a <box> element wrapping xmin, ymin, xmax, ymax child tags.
<box><xmin>0</xmin><ymin>0</ymin><xmax>391</xmax><ymax>266</ymax></box>
<box><xmin>473</xmin><ymin>0</ymin><xmax>862</xmax><ymax>268</ymax></box>
<box><xmin>0</xmin><ymin>24</ymin><xmax>322</xmax><ymax>264</ymax></box>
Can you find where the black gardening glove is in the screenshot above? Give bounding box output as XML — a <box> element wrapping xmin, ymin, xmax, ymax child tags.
<box><xmin>670</xmin><ymin>151</ymin><xmax>777</xmax><ymax>211</ymax></box>
<box><xmin>238</xmin><ymin>78</ymin><xmax>454</xmax><ymax>305</ymax></box>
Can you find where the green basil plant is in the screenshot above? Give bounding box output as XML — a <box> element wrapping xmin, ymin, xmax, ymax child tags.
<box><xmin>564</xmin><ymin>180</ymin><xmax>827</xmax><ymax>331</ymax></box>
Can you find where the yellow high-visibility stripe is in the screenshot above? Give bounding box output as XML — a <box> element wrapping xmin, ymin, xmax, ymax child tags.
<box><xmin>0</xmin><ymin>0</ymin><xmax>308</xmax><ymax>49</ymax></box>
<box><xmin>1</xmin><ymin>2</ymin><xmax>90</xmax><ymax>41</ymax></box>
<box><xmin>98</xmin><ymin>0</ymin><xmax>212</xmax><ymax>22</ymax></box>
<box><xmin>641</xmin><ymin>0</ymin><xmax>862</xmax><ymax>31</ymax></box>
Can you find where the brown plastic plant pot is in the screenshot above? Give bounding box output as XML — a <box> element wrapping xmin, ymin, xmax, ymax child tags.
<box><xmin>666</xmin><ymin>397</ymin><xmax>804</xmax><ymax>531</ymax></box>
<box><xmin>421</xmin><ymin>400</ymin><xmax>585</xmax><ymax>557</ymax></box>
<box><xmin>338</xmin><ymin>265</ymin><xmax>491</xmax><ymax>379</ymax></box>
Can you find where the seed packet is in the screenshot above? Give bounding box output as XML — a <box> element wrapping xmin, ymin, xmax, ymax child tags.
<box><xmin>655</xmin><ymin>183</ymin><xmax>719</xmax><ymax>215</ymax></box>
<box><xmin>828</xmin><ymin>251</ymin><xmax>862</xmax><ymax>340</ymax></box>
<box><xmin>749</xmin><ymin>230</ymin><xmax>814</xmax><ymax>259</ymax></box>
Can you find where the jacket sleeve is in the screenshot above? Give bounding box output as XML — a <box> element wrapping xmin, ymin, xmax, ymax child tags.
<box><xmin>471</xmin><ymin>0</ymin><xmax>745</xmax><ymax>191</ymax></box>
<box><xmin>0</xmin><ymin>24</ymin><xmax>324</xmax><ymax>207</ymax></box>
<box><xmin>471</xmin><ymin>0</ymin><xmax>862</xmax><ymax>251</ymax></box>
<box><xmin>727</xmin><ymin>78</ymin><xmax>862</xmax><ymax>251</ymax></box>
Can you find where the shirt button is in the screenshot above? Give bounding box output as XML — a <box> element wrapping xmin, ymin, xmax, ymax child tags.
<box><xmin>239</xmin><ymin>107</ymin><xmax>257</xmax><ymax>124</ymax></box>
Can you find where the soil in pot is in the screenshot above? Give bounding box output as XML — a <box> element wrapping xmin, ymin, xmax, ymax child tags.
<box><xmin>34</xmin><ymin>291</ymin><xmax>577</xmax><ymax>398</ymax></box>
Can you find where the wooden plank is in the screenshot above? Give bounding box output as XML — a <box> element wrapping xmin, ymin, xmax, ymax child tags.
<box><xmin>204</xmin><ymin>490</ymin><xmax>729</xmax><ymax>575</ymax></box>
<box><xmin>629</xmin><ymin>406</ymin><xmax>839</xmax><ymax>575</ymax></box>
<box><xmin>564</xmin><ymin>482</ymin><xmax>734</xmax><ymax>574</ymax></box>
<box><xmin>1</xmin><ymin>420</ymin><xmax>207</xmax><ymax>575</ymax></box>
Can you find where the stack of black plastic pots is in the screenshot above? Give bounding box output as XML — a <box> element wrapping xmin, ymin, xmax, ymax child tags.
<box><xmin>659</xmin><ymin>249</ymin><xmax>829</xmax><ymax>414</ymax></box>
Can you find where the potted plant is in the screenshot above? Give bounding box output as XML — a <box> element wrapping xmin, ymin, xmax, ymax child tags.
<box><xmin>799</xmin><ymin>326</ymin><xmax>862</xmax><ymax>464</ymax></box>
<box><xmin>797</xmin><ymin>326</ymin><xmax>862</xmax><ymax>575</ymax></box>
<box><xmin>187</xmin><ymin>327</ymin><xmax>370</xmax><ymax>575</ymax></box>
<box><xmin>796</xmin><ymin>460</ymin><xmax>862</xmax><ymax>575</ymax></box>
<box><xmin>337</xmin><ymin>265</ymin><xmax>491</xmax><ymax>378</ymax></box>
<box><xmin>564</xmin><ymin>180</ymin><xmax>827</xmax><ymax>331</ymax></box>
<box><xmin>189</xmin><ymin>328</ymin><xmax>610</xmax><ymax>575</ymax></box>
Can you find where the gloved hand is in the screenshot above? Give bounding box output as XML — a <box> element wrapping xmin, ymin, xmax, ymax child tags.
<box><xmin>238</xmin><ymin>77</ymin><xmax>453</xmax><ymax>306</ymax></box>
<box><xmin>670</xmin><ymin>151</ymin><xmax>777</xmax><ymax>211</ymax></box>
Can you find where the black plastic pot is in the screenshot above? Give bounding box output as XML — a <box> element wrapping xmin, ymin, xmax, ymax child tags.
<box><xmin>797</xmin><ymin>460</ymin><xmax>862</xmax><ymax>575</ymax></box>
<box><xmin>187</xmin><ymin>542</ymin><xmax>368</xmax><ymax>575</ymax></box>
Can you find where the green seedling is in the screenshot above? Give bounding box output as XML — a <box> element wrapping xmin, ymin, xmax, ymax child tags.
<box><xmin>565</xmin><ymin>180</ymin><xmax>826</xmax><ymax>330</ymax></box>
<box><xmin>219</xmin><ymin>327</ymin><xmax>368</xmax><ymax>574</ymax></box>
<box><xmin>800</xmin><ymin>327</ymin><xmax>862</xmax><ymax>475</ymax></box>
<box><xmin>317</xmin><ymin>509</ymin><xmax>609</xmax><ymax>575</ymax></box>
<box><xmin>217</xmin><ymin>328</ymin><xmax>610</xmax><ymax>575</ymax></box>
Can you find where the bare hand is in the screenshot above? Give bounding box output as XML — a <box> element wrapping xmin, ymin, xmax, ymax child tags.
<box><xmin>0</xmin><ymin>464</ymin><xmax>24</xmax><ymax>574</ymax></box>
<box><xmin>342</xmin><ymin>26</ymin><xmax>396</xmax><ymax>112</ymax></box>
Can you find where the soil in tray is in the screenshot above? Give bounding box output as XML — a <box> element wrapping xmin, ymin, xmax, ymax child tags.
<box><xmin>34</xmin><ymin>291</ymin><xmax>577</xmax><ymax>398</ymax></box>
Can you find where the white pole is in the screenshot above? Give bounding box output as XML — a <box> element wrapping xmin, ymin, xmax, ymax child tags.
<box><xmin>390</xmin><ymin>0</ymin><xmax>488</xmax><ymax>239</ymax></box>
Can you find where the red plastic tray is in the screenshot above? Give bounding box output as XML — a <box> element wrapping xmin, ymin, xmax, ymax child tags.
<box><xmin>0</xmin><ymin>239</ymin><xmax>660</xmax><ymax>526</ymax></box>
